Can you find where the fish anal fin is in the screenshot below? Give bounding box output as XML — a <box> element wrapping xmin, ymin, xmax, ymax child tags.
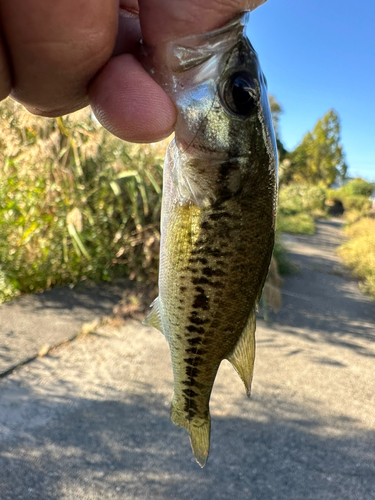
<box><xmin>227</xmin><ymin>309</ymin><xmax>256</xmax><ymax>398</ymax></box>
<box><xmin>171</xmin><ymin>400</ymin><xmax>211</xmax><ymax>468</ymax></box>
<box><xmin>143</xmin><ymin>297</ymin><xmax>163</xmax><ymax>334</ymax></box>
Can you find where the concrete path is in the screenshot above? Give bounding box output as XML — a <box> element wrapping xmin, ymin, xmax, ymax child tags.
<box><xmin>0</xmin><ymin>221</ymin><xmax>374</xmax><ymax>499</ymax></box>
<box><xmin>0</xmin><ymin>282</ymin><xmax>125</xmax><ymax>376</ymax></box>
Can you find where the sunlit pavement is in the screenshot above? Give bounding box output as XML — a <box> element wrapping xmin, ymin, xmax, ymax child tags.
<box><xmin>0</xmin><ymin>282</ymin><xmax>125</xmax><ymax>376</ymax></box>
<box><xmin>0</xmin><ymin>221</ymin><xmax>374</xmax><ymax>500</ymax></box>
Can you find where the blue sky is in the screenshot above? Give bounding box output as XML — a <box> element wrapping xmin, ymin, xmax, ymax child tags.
<box><xmin>250</xmin><ymin>0</ymin><xmax>375</xmax><ymax>181</ymax></box>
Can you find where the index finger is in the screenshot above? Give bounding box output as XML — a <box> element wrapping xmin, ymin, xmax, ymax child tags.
<box><xmin>139</xmin><ymin>0</ymin><xmax>267</xmax><ymax>45</ymax></box>
<box><xmin>89</xmin><ymin>0</ymin><xmax>267</xmax><ymax>142</ymax></box>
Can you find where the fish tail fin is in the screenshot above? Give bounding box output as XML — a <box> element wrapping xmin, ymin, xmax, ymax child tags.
<box><xmin>189</xmin><ymin>419</ymin><xmax>211</xmax><ymax>468</ymax></box>
<box><xmin>227</xmin><ymin>309</ymin><xmax>256</xmax><ymax>397</ymax></box>
<box><xmin>171</xmin><ymin>400</ymin><xmax>211</xmax><ymax>468</ymax></box>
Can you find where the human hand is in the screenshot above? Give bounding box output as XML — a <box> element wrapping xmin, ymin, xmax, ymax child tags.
<box><xmin>0</xmin><ymin>0</ymin><xmax>266</xmax><ymax>142</ymax></box>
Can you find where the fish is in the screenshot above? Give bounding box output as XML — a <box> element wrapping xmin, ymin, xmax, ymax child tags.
<box><xmin>143</xmin><ymin>11</ymin><xmax>278</xmax><ymax>467</ymax></box>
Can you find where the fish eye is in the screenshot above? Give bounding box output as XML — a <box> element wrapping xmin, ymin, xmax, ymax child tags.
<box><xmin>221</xmin><ymin>71</ymin><xmax>257</xmax><ymax>117</ymax></box>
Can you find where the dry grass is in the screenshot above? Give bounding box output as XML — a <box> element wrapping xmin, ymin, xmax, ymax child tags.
<box><xmin>0</xmin><ymin>98</ymin><xmax>288</xmax><ymax>314</ymax></box>
<box><xmin>262</xmin><ymin>257</ymin><xmax>283</xmax><ymax>314</ymax></box>
<box><xmin>338</xmin><ymin>218</ymin><xmax>375</xmax><ymax>297</ymax></box>
<box><xmin>0</xmin><ymin>98</ymin><xmax>168</xmax><ymax>302</ymax></box>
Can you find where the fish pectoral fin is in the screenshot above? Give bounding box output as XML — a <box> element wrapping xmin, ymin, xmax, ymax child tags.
<box><xmin>143</xmin><ymin>297</ymin><xmax>164</xmax><ymax>334</ymax></box>
<box><xmin>226</xmin><ymin>309</ymin><xmax>256</xmax><ymax>398</ymax></box>
<box><xmin>171</xmin><ymin>402</ymin><xmax>211</xmax><ymax>468</ymax></box>
<box><xmin>178</xmin><ymin>166</ymin><xmax>214</xmax><ymax>207</ymax></box>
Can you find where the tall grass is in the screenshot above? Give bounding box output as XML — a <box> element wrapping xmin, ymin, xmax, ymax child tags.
<box><xmin>338</xmin><ymin>218</ymin><xmax>375</xmax><ymax>297</ymax></box>
<box><xmin>0</xmin><ymin>98</ymin><xmax>289</xmax><ymax>311</ymax></box>
<box><xmin>0</xmin><ymin>99</ymin><xmax>167</xmax><ymax>302</ymax></box>
<box><xmin>326</xmin><ymin>178</ymin><xmax>374</xmax><ymax>222</ymax></box>
<box><xmin>276</xmin><ymin>213</ymin><xmax>315</xmax><ymax>235</ymax></box>
<box><xmin>276</xmin><ymin>183</ymin><xmax>326</xmax><ymax>235</ymax></box>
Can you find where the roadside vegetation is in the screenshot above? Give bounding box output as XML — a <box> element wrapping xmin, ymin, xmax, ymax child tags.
<box><xmin>338</xmin><ymin>218</ymin><xmax>375</xmax><ymax>297</ymax></box>
<box><xmin>1</xmin><ymin>96</ymin><xmax>373</xmax><ymax>305</ymax></box>
<box><xmin>0</xmin><ymin>98</ymin><xmax>165</xmax><ymax>303</ymax></box>
<box><xmin>276</xmin><ymin>184</ymin><xmax>326</xmax><ymax>235</ymax></box>
<box><xmin>275</xmin><ymin>176</ymin><xmax>375</xmax><ymax>298</ymax></box>
<box><xmin>326</xmin><ymin>178</ymin><xmax>373</xmax><ymax>223</ymax></box>
<box><xmin>272</xmin><ymin>104</ymin><xmax>375</xmax><ymax>299</ymax></box>
<box><xmin>275</xmin><ymin>108</ymin><xmax>348</xmax><ymax>237</ymax></box>
<box><xmin>330</xmin><ymin>179</ymin><xmax>375</xmax><ymax>298</ymax></box>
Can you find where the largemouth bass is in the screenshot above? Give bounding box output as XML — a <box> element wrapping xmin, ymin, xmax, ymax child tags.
<box><xmin>144</xmin><ymin>11</ymin><xmax>278</xmax><ymax>467</ymax></box>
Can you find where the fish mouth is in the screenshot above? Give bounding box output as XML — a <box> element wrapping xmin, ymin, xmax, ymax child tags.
<box><xmin>176</xmin><ymin>138</ymin><xmax>250</xmax><ymax>163</ymax></box>
<box><xmin>176</xmin><ymin>138</ymin><xmax>228</xmax><ymax>159</ymax></box>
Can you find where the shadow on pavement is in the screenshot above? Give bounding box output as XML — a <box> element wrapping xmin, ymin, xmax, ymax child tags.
<box><xmin>0</xmin><ymin>387</ymin><xmax>374</xmax><ymax>500</ymax></box>
<box><xmin>0</xmin><ymin>282</ymin><xmax>126</xmax><ymax>375</ymax></box>
<box><xmin>269</xmin><ymin>221</ymin><xmax>375</xmax><ymax>358</ymax></box>
<box><xmin>1</xmin><ymin>282</ymin><xmax>124</xmax><ymax>315</ymax></box>
<box><xmin>1</xmin><ymin>220</ymin><xmax>374</xmax><ymax>500</ymax></box>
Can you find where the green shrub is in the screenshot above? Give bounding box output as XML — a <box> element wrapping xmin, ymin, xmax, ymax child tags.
<box><xmin>340</xmin><ymin>195</ymin><xmax>371</xmax><ymax>213</ymax></box>
<box><xmin>326</xmin><ymin>179</ymin><xmax>373</xmax><ymax>218</ymax></box>
<box><xmin>272</xmin><ymin>233</ymin><xmax>297</xmax><ymax>275</ymax></box>
<box><xmin>339</xmin><ymin>178</ymin><xmax>375</xmax><ymax>198</ymax></box>
<box><xmin>278</xmin><ymin>183</ymin><xmax>326</xmax><ymax>216</ymax></box>
<box><xmin>276</xmin><ymin>212</ymin><xmax>315</xmax><ymax>235</ymax></box>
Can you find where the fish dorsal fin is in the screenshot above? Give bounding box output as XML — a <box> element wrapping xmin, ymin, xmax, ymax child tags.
<box><xmin>226</xmin><ymin>309</ymin><xmax>256</xmax><ymax>397</ymax></box>
<box><xmin>143</xmin><ymin>297</ymin><xmax>163</xmax><ymax>334</ymax></box>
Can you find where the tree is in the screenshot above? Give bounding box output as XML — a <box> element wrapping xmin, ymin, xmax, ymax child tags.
<box><xmin>283</xmin><ymin>109</ymin><xmax>347</xmax><ymax>187</ymax></box>
<box><xmin>268</xmin><ymin>94</ymin><xmax>288</xmax><ymax>163</ymax></box>
<box><xmin>340</xmin><ymin>178</ymin><xmax>375</xmax><ymax>197</ymax></box>
<box><xmin>268</xmin><ymin>94</ymin><xmax>282</xmax><ymax>139</ymax></box>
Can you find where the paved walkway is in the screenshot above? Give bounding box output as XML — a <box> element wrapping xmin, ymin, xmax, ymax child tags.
<box><xmin>0</xmin><ymin>282</ymin><xmax>125</xmax><ymax>376</ymax></box>
<box><xmin>0</xmin><ymin>221</ymin><xmax>374</xmax><ymax>499</ymax></box>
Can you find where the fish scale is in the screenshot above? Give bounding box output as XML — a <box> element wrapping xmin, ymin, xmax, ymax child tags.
<box><xmin>143</xmin><ymin>11</ymin><xmax>278</xmax><ymax>466</ymax></box>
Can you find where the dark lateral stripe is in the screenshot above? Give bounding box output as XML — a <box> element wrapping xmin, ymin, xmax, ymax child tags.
<box><xmin>189</xmin><ymin>316</ymin><xmax>209</xmax><ymax>325</ymax></box>
<box><xmin>184</xmin><ymin>398</ymin><xmax>198</xmax><ymax>411</ymax></box>
<box><xmin>191</xmin><ymin>276</ymin><xmax>223</xmax><ymax>289</ymax></box>
<box><xmin>184</xmin><ymin>357</ymin><xmax>201</xmax><ymax>366</ymax></box>
<box><xmin>192</xmin><ymin>293</ymin><xmax>210</xmax><ymax>310</ymax></box>
<box><xmin>189</xmin><ymin>256</ymin><xmax>208</xmax><ymax>265</ymax></box>
<box><xmin>202</xmin><ymin>267</ymin><xmax>226</xmax><ymax>277</ymax></box>
<box><xmin>183</xmin><ymin>388</ymin><xmax>198</xmax><ymax>398</ymax></box>
<box><xmin>187</xmin><ymin>337</ymin><xmax>202</xmax><ymax>345</ymax></box>
<box><xmin>209</xmin><ymin>211</ymin><xmax>232</xmax><ymax>220</ymax></box>
<box><xmin>184</xmin><ymin>398</ymin><xmax>198</xmax><ymax>413</ymax></box>
<box><xmin>186</xmin><ymin>325</ymin><xmax>205</xmax><ymax>334</ymax></box>
<box><xmin>192</xmin><ymin>276</ymin><xmax>211</xmax><ymax>286</ymax></box>
<box><xmin>182</xmin><ymin>378</ymin><xmax>204</xmax><ymax>390</ymax></box>
<box><xmin>186</xmin><ymin>366</ymin><xmax>200</xmax><ymax>377</ymax></box>
<box><xmin>187</xmin><ymin>410</ymin><xmax>197</xmax><ymax>419</ymax></box>
<box><xmin>186</xmin><ymin>347</ymin><xmax>206</xmax><ymax>356</ymax></box>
